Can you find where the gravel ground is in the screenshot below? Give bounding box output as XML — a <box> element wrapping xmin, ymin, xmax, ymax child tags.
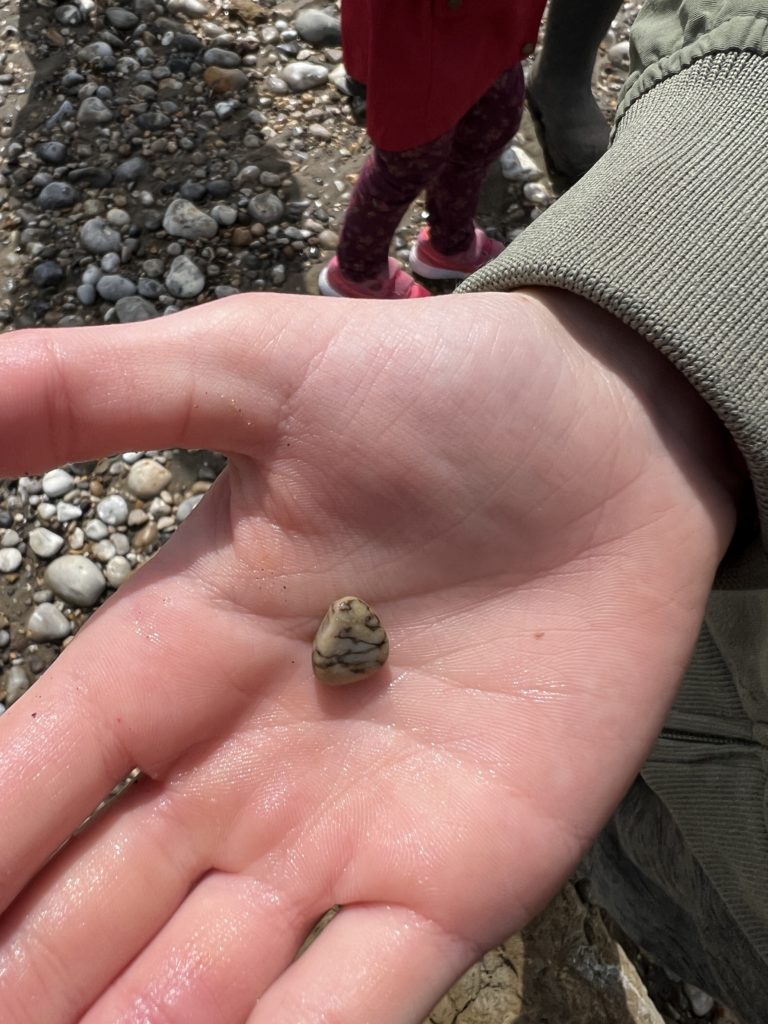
<box><xmin>0</xmin><ymin>1</ymin><xmax>739</xmax><ymax>1021</ymax></box>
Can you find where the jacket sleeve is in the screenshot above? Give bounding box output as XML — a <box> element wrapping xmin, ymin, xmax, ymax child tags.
<box><xmin>460</xmin><ymin>5</ymin><xmax>768</xmax><ymax>555</ymax></box>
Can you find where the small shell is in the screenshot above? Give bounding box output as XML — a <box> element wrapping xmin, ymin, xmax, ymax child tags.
<box><xmin>312</xmin><ymin>596</ymin><xmax>389</xmax><ymax>686</ymax></box>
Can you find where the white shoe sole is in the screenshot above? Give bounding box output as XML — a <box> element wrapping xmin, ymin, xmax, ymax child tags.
<box><xmin>318</xmin><ymin>266</ymin><xmax>344</xmax><ymax>297</ymax></box>
<box><xmin>408</xmin><ymin>244</ymin><xmax>471</xmax><ymax>281</ymax></box>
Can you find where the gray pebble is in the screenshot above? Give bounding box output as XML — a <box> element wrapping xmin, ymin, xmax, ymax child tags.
<box><xmin>523</xmin><ymin>182</ymin><xmax>550</xmax><ymax>206</ymax></box>
<box><xmin>500</xmin><ymin>144</ymin><xmax>542</xmax><ymax>183</ymax></box>
<box><xmin>295</xmin><ymin>9</ymin><xmax>340</xmax><ymax>45</ymax></box>
<box><xmin>167</xmin><ymin>0</ymin><xmax>207</xmax><ymax>17</ymax></box>
<box><xmin>127</xmin><ymin>458</ymin><xmax>172</xmax><ymax>499</ymax></box>
<box><xmin>137</xmin><ymin>110</ymin><xmax>172</xmax><ymax>131</ymax></box>
<box><xmin>97</xmin><ymin>494</ymin><xmax>129</xmax><ymax>526</ymax></box>
<box><xmin>264</xmin><ymin>74</ymin><xmax>290</xmax><ymax>96</ymax></box>
<box><xmin>176</xmin><ymin>493</ymin><xmax>204</xmax><ymax>521</ymax></box>
<box><xmin>36</xmin><ymin>141</ymin><xmax>68</xmax><ymax>165</ymax></box>
<box><xmin>111</xmin><ymin>533</ymin><xmax>130</xmax><ymax>556</ymax></box>
<box><xmin>607</xmin><ymin>40</ymin><xmax>631</xmax><ymax>65</ymax></box>
<box><xmin>114</xmin><ymin>296</ymin><xmax>159</xmax><ymax>322</ymax></box>
<box><xmin>248</xmin><ymin>192</ymin><xmax>284</xmax><ymax>225</ymax></box>
<box><xmin>0</xmin><ymin>548</ymin><xmax>22</xmax><ymax>573</ymax></box>
<box><xmin>56</xmin><ymin>5</ymin><xmax>83</xmax><ymax>25</ymax></box>
<box><xmin>80</xmin><ymin>217</ymin><xmax>121</xmax><ymax>255</ymax></box>
<box><xmin>44</xmin><ymin>555</ymin><xmax>107</xmax><ymax>607</ymax></box>
<box><xmin>1</xmin><ymin>529</ymin><xmax>20</xmax><ymax>547</ymax></box>
<box><xmin>78</xmin><ymin>41</ymin><xmax>114</xmax><ymax>65</ymax></box>
<box><xmin>214</xmin><ymin>285</ymin><xmax>240</xmax><ymax>298</ymax></box>
<box><xmin>0</xmin><ymin>630</ymin><xmax>9</xmax><ymax>649</ymax></box>
<box><xmin>85</xmin><ymin>519</ymin><xmax>109</xmax><ymax>541</ymax></box>
<box><xmin>96</xmin><ymin>275</ymin><xmax>137</xmax><ymax>301</ymax></box>
<box><xmin>32</xmin><ymin>260</ymin><xmax>65</xmax><ymax>289</ymax></box>
<box><xmin>38</xmin><ymin>182</ymin><xmax>80</xmax><ymax>210</ymax></box>
<box><xmin>162</xmin><ymin>198</ymin><xmax>218</xmax><ymax>240</ymax></box>
<box><xmin>280</xmin><ymin>61</ymin><xmax>329</xmax><ymax>92</ymax></box>
<box><xmin>101</xmin><ymin>253</ymin><xmax>121</xmax><ymax>273</ymax></box>
<box><xmin>82</xmin><ymin>264</ymin><xmax>102</xmax><ymax>286</ymax></box>
<box><xmin>42</xmin><ymin>468</ymin><xmax>75</xmax><ymax>498</ymax></box>
<box><xmin>203</xmin><ymin>47</ymin><xmax>241</xmax><ymax>68</ymax></box>
<box><xmin>77</xmin><ymin>284</ymin><xmax>97</xmax><ymax>305</ymax></box>
<box><xmin>113</xmin><ymin>155</ymin><xmax>149</xmax><ymax>184</ymax></box>
<box><xmin>165</xmin><ymin>254</ymin><xmax>205</xmax><ymax>298</ymax></box>
<box><xmin>211</xmin><ymin>203</ymin><xmax>237</xmax><ymax>226</ymax></box>
<box><xmin>142</xmin><ymin>258</ymin><xmax>165</xmax><ymax>278</ymax></box>
<box><xmin>77</xmin><ymin>96</ymin><xmax>113</xmax><ymax>127</ymax></box>
<box><xmin>106</xmin><ymin>208</ymin><xmax>131</xmax><ymax>228</ymax></box>
<box><xmin>684</xmin><ymin>984</ymin><xmax>715</xmax><ymax>1017</ymax></box>
<box><xmin>28</xmin><ymin>527</ymin><xmax>65</xmax><ymax>558</ymax></box>
<box><xmin>214</xmin><ymin>100</ymin><xmax>237</xmax><ymax>121</ymax></box>
<box><xmin>27</xmin><ymin>603</ymin><xmax>71</xmax><ymax>642</ymax></box>
<box><xmin>138</xmin><ymin>278</ymin><xmax>164</xmax><ymax>299</ymax></box>
<box><xmin>105</xmin><ymin>6</ymin><xmax>139</xmax><ymax>29</ymax></box>
<box><xmin>4</xmin><ymin>664</ymin><xmax>31</xmax><ymax>706</ymax></box>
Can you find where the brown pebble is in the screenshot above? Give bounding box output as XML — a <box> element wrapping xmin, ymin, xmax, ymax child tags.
<box><xmin>132</xmin><ymin>522</ymin><xmax>158</xmax><ymax>550</ymax></box>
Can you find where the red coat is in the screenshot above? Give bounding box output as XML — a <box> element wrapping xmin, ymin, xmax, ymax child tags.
<box><xmin>341</xmin><ymin>0</ymin><xmax>546</xmax><ymax>151</ymax></box>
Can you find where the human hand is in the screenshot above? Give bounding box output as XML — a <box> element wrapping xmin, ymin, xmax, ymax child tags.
<box><xmin>0</xmin><ymin>289</ymin><xmax>738</xmax><ymax>1022</ymax></box>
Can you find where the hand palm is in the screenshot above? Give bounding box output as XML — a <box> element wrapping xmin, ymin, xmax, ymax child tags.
<box><xmin>0</xmin><ymin>291</ymin><xmax>731</xmax><ymax>1023</ymax></box>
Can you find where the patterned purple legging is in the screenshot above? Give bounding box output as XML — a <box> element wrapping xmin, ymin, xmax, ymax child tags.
<box><xmin>336</xmin><ymin>64</ymin><xmax>525</xmax><ymax>281</ymax></box>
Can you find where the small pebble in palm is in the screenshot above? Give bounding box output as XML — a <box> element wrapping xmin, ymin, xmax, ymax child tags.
<box><xmin>312</xmin><ymin>596</ymin><xmax>389</xmax><ymax>685</ymax></box>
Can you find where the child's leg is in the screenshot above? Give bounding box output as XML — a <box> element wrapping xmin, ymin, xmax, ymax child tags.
<box><xmin>425</xmin><ymin>65</ymin><xmax>525</xmax><ymax>256</ymax></box>
<box><xmin>336</xmin><ymin>138</ymin><xmax>450</xmax><ymax>281</ymax></box>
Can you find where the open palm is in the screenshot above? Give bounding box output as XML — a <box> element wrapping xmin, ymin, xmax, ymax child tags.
<box><xmin>0</xmin><ymin>289</ymin><xmax>735</xmax><ymax>1023</ymax></box>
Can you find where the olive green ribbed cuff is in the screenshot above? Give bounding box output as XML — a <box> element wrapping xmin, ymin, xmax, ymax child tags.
<box><xmin>460</xmin><ymin>50</ymin><xmax>768</xmax><ymax>543</ymax></box>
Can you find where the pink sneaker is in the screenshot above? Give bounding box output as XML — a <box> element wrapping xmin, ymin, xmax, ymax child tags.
<box><xmin>318</xmin><ymin>256</ymin><xmax>431</xmax><ymax>299</ymax></box>
<box><xmin>409</xmin><ymin>226</ymin><xmax>505</xmax><ymax>280</ymax></box>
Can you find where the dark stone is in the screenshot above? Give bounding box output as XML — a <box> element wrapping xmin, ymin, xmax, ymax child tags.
<box><xmin>35</xmin><ymin>141</ymin><xmax>69</xmax><ymax>165</ymax></box>
<box><xmin>31</xmin><ymin>260</ymin><xmax>65</xmax><ymax>289</ymax></box>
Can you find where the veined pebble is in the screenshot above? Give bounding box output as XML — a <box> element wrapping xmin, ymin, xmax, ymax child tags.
<box><xmin>312</xmin><ymin>596</ymin><xmax>388</xmax><ymax>686</ymax></box>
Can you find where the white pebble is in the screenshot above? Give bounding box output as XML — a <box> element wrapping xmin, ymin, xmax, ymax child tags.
<box><xmin>85</xmin><ymin>519</ymin><xmax>109</xmax><ymax>541</ymax></box>
<box><xmin>28</xmin><ymin>527</ymin><xmax>65</xmax><ymax>559</ymax></box>
<box><xmin>0</xmin><ymin>548</ymin><xmax>22</xmax><ymax>573</ymax></box>
<box><xmin>126</xmin><ymin>458</ymin><xmax>172</xmax><ymax>499</ymax></box>
<box><xmin>42</xmin><ymin>468</ymin><xmax>75</xmax><ymax>498</ymax></box>
<box><xmin>4</xmin><ymin>664</ymin><xmax>30</xmax><ymax>705</ymax></box>
<box><xmin>27</xmin><ymin>603</ymin><xmax>71</xmax><ymax>642</ymax></box>
<box><xmin>105</xmin><ymin>555</ymin><xmax>132</xmax><ymax>587</ymax></box>
<box><xmin>111</xmin><ymin>533</ymin><xmax>130</xmax><ymax>556</ymax></box>
<box><xmin>176</xmin><ymin>493</ymin><xmax>204</xmax><ymax>522</ymax></box>
<box><xmin>56</xmin><ymin>501</ymin><xmax>82</xmax><ymax>523</ymax></box>
<box><xmin>45</xmin><ymin>555</ymin><xmax>107</xmax><ymax>608</ymax></box>
<box><xmin>97</xmin><ymin>494</ymin><xmax>129</xmax><ymax>526</ymax></box>
<box><xmin>684</xmin><ymin>984</ymin><xmax>715</xmax><ymax>1018</ymax></box>
<box><xmin>91</xmin><ymin>539</ymin><xmax>117</xmax><ymax>563</ymax></box>
<box><xmin>68</xmin><ymin>527</ymin><xmax>85</xmax><ymax>550</ymax></box>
